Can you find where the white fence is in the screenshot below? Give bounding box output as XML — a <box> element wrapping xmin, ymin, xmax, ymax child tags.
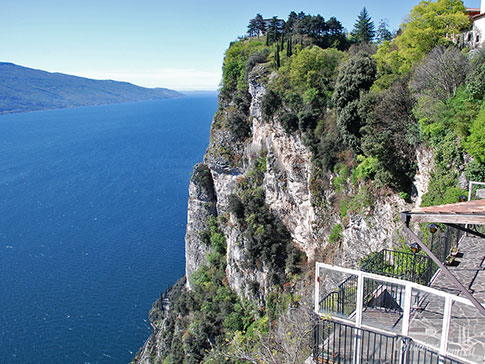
<box><xmin>315</xmin><ymin>262</ymin><xmax>485</xmax><ymax>364</ymax></box>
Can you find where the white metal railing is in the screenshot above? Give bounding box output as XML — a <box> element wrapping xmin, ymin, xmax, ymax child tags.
<box><xmin>467</xmin><ymin>181</ymin><xmax>485</xmax><ymax>201</ymax></box>
<box><xmin>315</xmin><ymin>262</ymin><xmax>484</xmax><ymax>364</ymax></box>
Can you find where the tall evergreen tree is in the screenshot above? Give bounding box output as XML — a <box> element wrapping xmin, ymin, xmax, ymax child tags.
<box><xmin>254</xmin><ymin>13</ymin><xmax>266</xmax><ymax>37</ymax></box>
<box><xmin>286</xmin><ymin>11</ymin><xmax>298</xmax><ymax>34</ymax></box>
<box><xmin>275</xmin><ymin>44</ymin><xmax>281</xmax><ymax>68</ymax></box>
<box><xmin>376</xmin><ymin>19</ymin><xmax>392</xmax><ymax>43</ymax></box>
<box><xmin>247</xmin><ymin>18</ymin><xmax>258</xmax><ymax>37</ymax></box>
<box><xmin>352</xmin><ymin>7</ymin><xmax>375</xmax><ymax>43</ymax></box>
<box><xmin>287</xmin><ymin>38</ymin><xmax>292</xmax><ymax>57</ymax></box>
<box><xmin>268</xmin><ymin>16</ymin><xmax>283</xmax><ymax>44</ymax></box>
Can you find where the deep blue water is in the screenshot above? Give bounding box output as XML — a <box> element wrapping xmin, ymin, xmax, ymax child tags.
<box><xmin>0</xmin><ymin>93</ymin><xmax>217</xmax><ymax>364</ymax></box>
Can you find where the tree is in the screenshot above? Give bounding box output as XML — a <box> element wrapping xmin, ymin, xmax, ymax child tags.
<box><xmin>286</xmin><ymin>11</ymin><xmax>298</xmax><ymax>34</ymax></box>
<box><xmin>411</xmin><ymin>46</ymin><xmax>470</xmax><ymax>102</ymax></box>
<box><xmin>275</xmin><ymin>43</ymin><xmax>281</xmax><ymax>69</ymax></box>
<box><xmin>255</xmin><ymin>13</ymin><xmax>266</xmax><ymax>37</ymax></box>
<box><xmin>247</xmin><ymin>18</ymin><xmax>258</xmax><ymax>37</ymax></box>
<box><xmin>267</xmin><ymin>16</ymin><xmax>284</xmax><ymax>44</ymax></box>
<box><xmin>466</xmin><ymin>108</ymin><xmax>485</xmax><ymax>164</ymax></box>
<box><xmin>375</xmin><ymin>0</ymin><xmax>469</xmax><ymax>77</ymax></box>
<box><xmin>326</xmin><ymin>16</ymin><xmax>348</xmax><ymax>50</ymax></box>
<box><xmin>228</xmin><ymin>305</ymin><xmax>314</xmax><ymax>364</ymax></box>
<box><xmin>333</xmin><ymin>51</ymin><xmax>377</xmax><ymax>151</ymax></box>
<box><xmin>360</xmin><ymin>77</ymin><xmax>418</xmax><ymax>191</ymax></box>
<box><xmin>352</xmin><ymin>7</ymin><xmax>375</xmax><ymax>43</ymax></box>
<box><xmin>466</xmin><ymin>48</ymin><xmax>485</xmax><ymax>100</ymax></box>
<box><xmin>376</xmin><ymin>19</ymin><xmax>392</xmax><ymax>43</ymax></box>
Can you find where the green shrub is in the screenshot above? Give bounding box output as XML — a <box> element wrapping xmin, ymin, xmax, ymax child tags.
<box><xmin>465</xmin><ymin>159</ymin><xmax>485</xmax><ymax>181</ymax></box>
<box><xmin>333</xmin><ymin>164</ymin><xmax>350</xmax><ymax>193</ymax></box>
<box><xmin>348</xmin><ymin>185</ymin><xmax>374</xmax><ymax>213</ymax></box>
<box><xmin>466</xmin><ymin>107</ymin><xmax>485</xmax><ymax>164</ymax></box>
<box><xmin>195</xmin><ymin>164</ymin><xmax>213</xmax><ymax>192</ymax></box>
<box><xmin>298</xmin><ymin>106</ymin><xmax>318</xmax><ymax>132</ymax></box>
<box><xmin>351</xmin><ymin>155</ymin><xmax>378</xmax><ymax>184</ymax></box>
<box><xmin>279</xmin><ymin>111</ymin><xmax>299</xmax><ymax>133</ymax></box>
<box><xmin>340</xmin><ymin>198</ymin><xmax>349</xmax><ymax>218</ymax></box>
<box><xmin>329</xmin><ymin>224</ymin><xmax>343</xmax><ymax>244</ymax></box>
<box><xmin>226</xmin><ymin>112</ymin><xmax>251</xmax><ymax>140</ymax></box>
<box><xmin>221</xmin><ymin>39</ymin><xmax>265</xmax><ymax>97</ymax></box>
<box><xmin>261</xmin><ymin>89</ymin><xmax>282</xmax><ymax>120</ymax></box>
<box><xmin>228</xmin><ymin>194</ymin><xmax>245</xmax><ymax>220</ymax></box>
<box><xmin>333</xmin><ymin>51</ymin><xmax>377</xmax><ymax>152</ymax></box>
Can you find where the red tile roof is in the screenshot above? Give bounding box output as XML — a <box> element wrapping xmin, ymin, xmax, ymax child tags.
<box><xmin>408</xmin><ymin>199</ymin><xmax>485</xmax><ymax>224</ymax></box>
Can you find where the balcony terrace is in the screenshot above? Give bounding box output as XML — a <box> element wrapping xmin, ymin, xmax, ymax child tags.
<box><xmin>312</xmin><ymin>185</ymin><xmax>485</xmax><ymax>364</ymax></box>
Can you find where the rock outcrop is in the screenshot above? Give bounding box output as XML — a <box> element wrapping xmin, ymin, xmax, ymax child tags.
<box><xmin>133</xmin><ymin>62</ymin><xmax>435</xmax><ymax>364</ymax></box>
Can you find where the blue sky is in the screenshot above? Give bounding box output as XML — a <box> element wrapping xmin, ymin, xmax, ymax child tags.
<box><xmin>1</xmin><ymin>0</ymin><xmax>481</xmax><ymax>91</ymax></box>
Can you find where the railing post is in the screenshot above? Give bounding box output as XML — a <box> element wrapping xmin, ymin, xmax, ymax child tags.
<box><xmin>353</xmin><ymin>273</ymin><xmax>364</xmax><ymax>364</ymax></box>
<box><xmin>315</xmin><ymin>263</ymin><xmax>320</xmax><ymax>314</ymax></box>
<box><xmin>399</xmin><ymin>337</ymin><xmax>410</xmax><ymax>364</ymax></box>
<box><xmin>402</xmin><ymin>282</ymin><xmax>412</xmax><ymax>337</ymax></box>
<box><xmin>440</xmin><ymin>296</ymin><xmax>452</xmax><ymax>357</ymax></box>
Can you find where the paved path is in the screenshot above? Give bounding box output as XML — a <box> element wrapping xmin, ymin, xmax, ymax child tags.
<box><xmin>409</xmin><ymin>236</ymin><xmax>485</xmax><ymax>363</ymax></box>
<box><xmin>358</xmin><ymin>237</ymin><xmax>485</xmax><ymax>363</ymax></box>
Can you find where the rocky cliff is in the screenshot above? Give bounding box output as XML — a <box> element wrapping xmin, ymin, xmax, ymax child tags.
<box><xmin>184</xmin><ymin>64</ymin><xmax>432</xmax><ymax>292</ymax></box>
<box><xmin>132</xmin><ymin>60</ymin><xmax>434</xmax><ymax>364</ymax></box>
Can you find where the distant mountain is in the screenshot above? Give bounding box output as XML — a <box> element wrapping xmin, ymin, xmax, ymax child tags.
<box><xmin>0</xmin><ymin>62</ymin><xmax>183</xmax><ymax>114</ymax></box>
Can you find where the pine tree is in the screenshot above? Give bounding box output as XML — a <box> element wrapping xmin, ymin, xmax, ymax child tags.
<box><xmin>254</xmin><ymin>13</ymin><xmax>266</xmax><ymax>38</ymax></box>
<box><xmin>247</xmin><ymin>18</ymin><xmax>258</xmax><ymax>37</ymax></box>
<box><xmin>352</xmin><ymin>7</ymin><xmax>375</xmax><ymax>44</ymax></box>
<box><xmin>376</xmin><ymin>19</ymin><xmax>392</xmax><ymax>43</ymax></box>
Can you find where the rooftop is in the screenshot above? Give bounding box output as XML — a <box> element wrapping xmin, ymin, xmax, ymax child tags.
<box><xmin>405</xmin><ymin>199</ymin><xmax>485</xmax><ymax>224</ymax></box>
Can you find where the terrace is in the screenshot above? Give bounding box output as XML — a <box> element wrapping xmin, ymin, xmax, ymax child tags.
<box><xmin>312</xmin><ymin>183</ymin><xmax>485</xmax><ymax>364</ymax></box>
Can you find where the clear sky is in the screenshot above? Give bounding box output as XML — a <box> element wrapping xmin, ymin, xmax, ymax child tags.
<box><xmin>1</xmin><ymin>0</ymin><xmax>481</xmax><ymax>91</ymax></box>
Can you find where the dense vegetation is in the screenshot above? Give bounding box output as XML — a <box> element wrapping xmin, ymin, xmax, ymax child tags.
<box><xmin>219</xmin><ymin>0</ymin><xmax>481</xmax><ymax>208</ymax></box>
<box><xmin>154</xmin><ymin>1</ymin><xmax>485</xmax><ymax>362</ymax></box>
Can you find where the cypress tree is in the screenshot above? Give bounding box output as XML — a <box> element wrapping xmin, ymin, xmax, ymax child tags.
<box><xmin>287</xmin><ymin>38</ymin><xmax>292</xmax><ymax>57</ymax></box>
<box><xmin>275</xmin><ymin>44</ymin><xmax>281</xmax><ymax>68</ymax></box>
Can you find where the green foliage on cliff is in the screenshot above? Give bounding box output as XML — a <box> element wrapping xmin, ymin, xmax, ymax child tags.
<box><xmin>221</xmin><ymin>39</ymin><xmax>266</xmax><ymax>98</ymax></box>
<box><xmin>155</xmin><ymin>2</ymin><xmax>485</xmax><ymax>363</ymax></box>
<box><xmin>333</xmin><ymin>51</ymin><xmax>377</xmax><ymax>152</ymax></box>
<box><xmin>229</xmin><ymin>155</ymin><xmax>302</xmax><ymax>283</ymax></box>
<box><xmin>159</xmin><ymin>217</ymin><xmax>258</xmax><ymax>364</ymax></box>
<box><xmin>466</xmin><ymin>106</ymin><xmax>485</xmax><ymax>164</ymax></box>
<box><xmin>374</xmin><ymin>0</ymin><xmax>469</xmax><ymax>85</ymax></box>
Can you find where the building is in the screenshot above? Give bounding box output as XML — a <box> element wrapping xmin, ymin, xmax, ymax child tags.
<box><xmin>463</xmin><ymin>1</ymin><xmax>485</xmax><ymax>49</ymax></box>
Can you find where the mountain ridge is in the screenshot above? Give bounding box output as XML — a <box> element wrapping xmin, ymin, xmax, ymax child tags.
<box><xmin>0</xmin><ymin>62</ymin><xmax>182</xmax><ymax>114</ymax></box>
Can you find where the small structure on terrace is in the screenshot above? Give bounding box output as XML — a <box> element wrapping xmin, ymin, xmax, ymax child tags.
<box><xmin>313</xmin><ymin>182</ymin><xmax>485</xmax><ymax>364</ymax></box>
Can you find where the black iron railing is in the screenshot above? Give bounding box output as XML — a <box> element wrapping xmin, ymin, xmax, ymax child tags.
<box><xmin>319</xmin><ymin>274</ymin><xmax>407</xmax><ymax>316</ymax></box>
<box><xmin>362</xmin><ymin>277</ymin><xmax>405</xmax><ymax>313</ymax></box>
<box><xmin>361</xmin><ymin>249</ymin><xmax>436</xmax><ymax>286</ymax></box>
<box><xmin>313</xmin><ymin>319</ymin><xmax>465</xmax><ymax>364</ymax></box>
<box><xmin>319</xmin><ymin>275</ymin><xmax>357</xmax><ymax>317</ymax></box>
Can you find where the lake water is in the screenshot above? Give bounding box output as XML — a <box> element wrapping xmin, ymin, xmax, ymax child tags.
<box><xmin>0</xmin><ymin>93</ymin><xmax>217</xmax><ymax>363</ymax></box>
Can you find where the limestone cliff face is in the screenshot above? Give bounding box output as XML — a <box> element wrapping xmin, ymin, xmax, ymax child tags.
<box><xmin>184</xmin><ymin>65</ymin><xmax>433</xmax><ymax>292</ymax></box>
<box><xmin>133</xmin><ymin>63</ymin><xmax>434</xmax><ymax>364</ymax></box>
<box><xmin>184</xmin><ymin>163</ymin><xmax>217</xmax><ymax>288</ymax></box>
